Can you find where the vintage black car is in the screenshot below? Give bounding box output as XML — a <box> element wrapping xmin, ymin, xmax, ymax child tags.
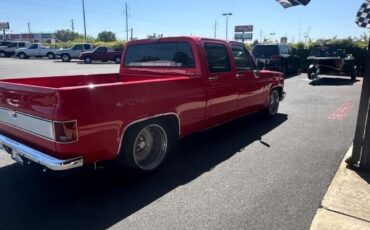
<box><xmin>307</xmin><ymin>45</ymin><xmax>357</xmax><ymax>81</ymax></box>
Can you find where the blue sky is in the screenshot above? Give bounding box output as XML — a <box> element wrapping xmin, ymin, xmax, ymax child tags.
<box><xmin>1</xmin><ymin>0</ymin><xmax>367</xmax><ymax>42</ymax></box>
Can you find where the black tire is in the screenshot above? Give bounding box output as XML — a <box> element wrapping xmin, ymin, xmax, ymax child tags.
<box><xmin>264</xmin><ymin>90</ymin><xmax>280</xmax><ymax>117</ymax></box>
<box><xmin>307</xmin><ymin>67</ymin><xmax>318</xmax><ymax>80</ymax></box>
<box><xmin>18</xmin><ymin>52</ymin><xmax>28</xmax><ymax>59</ymax></box>
<box><xmin>281</xmin><ymin>62</ymin><xmax>288</xmax><ymax>76</ymax></box>
<box><xmin>47</xmin><ymin>52</ymin><xmax>55</xmax><ymax>59</ymax></box>
<box><xmin>116</xmin><ymin>120</ymin><xmax>172</xmax><ymax>172</ymax></box>
<box><xmin>84</xmin><ymin>56</ymin><xmax>92</xmax><ymax>64</ymax></box>
<box><xmin>0</xmin><ymin>51</ymin><xmax>6</xmax><ymax>58</ymax></box>
<box><xmin>61</xmin><ymin>54</ymin><xmax>71</xmax><ymax>62</ymax></box>
<box><xmin>351</xmin><ymin>66</ymin><xmax>357</xmax><ymax>82</ymax></box>
<box><xmin>114</xmin><ymin>56</ymin><xmax>121</xmax><ymax>64</ymax></box>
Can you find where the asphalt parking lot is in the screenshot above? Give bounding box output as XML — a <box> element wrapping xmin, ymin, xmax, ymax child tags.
<box><xmin>0</xmin><ymin>58</ymin><xmax>363</xmax><ymax>230</ymax></box>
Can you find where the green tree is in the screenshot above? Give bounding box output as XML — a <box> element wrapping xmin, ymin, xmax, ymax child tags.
<box><xmin>54</xmin><ymin>29</ymin><xmax>82</xmax><ymax>42</ymax></box>
<box><xmin>97</xmin><ymin>31</ymin><xmax>117</xmax><ymax>42</ymax></box>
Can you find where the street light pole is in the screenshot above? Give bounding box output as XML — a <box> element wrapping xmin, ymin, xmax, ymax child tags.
<box><xmin>222</xmin><ymin>13</ymin><xmax>232</xmax><ymax>40</ymax></box>
<box><xmin>82</xmin><ymin>0</ymin><xmax>87</xmax><ymax>41</ymax></box>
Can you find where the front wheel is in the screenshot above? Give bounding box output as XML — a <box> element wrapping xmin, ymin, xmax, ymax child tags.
<box><xmin>18</xmin><ymin>52</ymin><xmax>27</xmax><ymax>59</ymax></box>
<box><xmin>351</xmin><ymin>66</ymin><xmax>357</xmax><ymax>82</ymax></box>
<box><xmin>0</xmin><ymin>51</ymin><xmax>6</xmax><ymax>58</ymax></box>
<box><xmin>265</xmin><ymin>90</ymin><xmax>280</xmax><ymax>117</ymax></box>
<box><xmin>117</xmin><ymin>121</ymin><xmax>171</xmax><ymax>172</ymax></box>
<box><xmin>61</xmin><ymin>54</ymin><xmax>71</xmax><ymax>62</ymax></box>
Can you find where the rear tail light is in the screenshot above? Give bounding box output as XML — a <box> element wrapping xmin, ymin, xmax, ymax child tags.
<box><xmin>271</xmin><ymin>55</ymin><xmax>281</xmax><ymax>61</ymax></box>
<box><xmin>54</xmin><ymin>121</ymin><xmax>78</xmax><ymax>143</ymax></box>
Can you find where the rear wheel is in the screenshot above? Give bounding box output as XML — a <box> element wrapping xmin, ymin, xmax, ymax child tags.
<box><xmin>117</xmin><ymin>120</ymin><xmax>171</xmax><ymax>172</ymax></box>
<box><xmin>61</xmin><ymin>54</ymin><xmax>71</xmax><ymax>62</ymax></box>
<box><xmin>265</xmin><ymin>90</ymin><xmax>280</xmax><ymax>117</ymax></box>
<box><xmin>84</xmin><ymin>56</ymin><xmax>92</xmax><ymax>64</ymax></box>
<box><xmin>114</xmin><ymin>57</ymin><xmax>121</xmax><ymax>64</ymax></box>
<box><xmin>47</xmin><ymin>52</ymin><xmax>55</xmax><ymax>59</ymax></box>
<box><xmin>0</xmin><ymin>51</ymin><xmax>5</xmax><ymax>58</ymax></box>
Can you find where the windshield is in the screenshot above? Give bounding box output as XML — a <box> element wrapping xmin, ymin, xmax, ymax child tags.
<box><xmin>124</xmin><ymin>42</ymin><xmax>195</xmax><ymax>68</ymax></box>
<box><xmin>252</xmin><ymin>45</ymin><xmax>279</xmax><ymax>58</ymax></box>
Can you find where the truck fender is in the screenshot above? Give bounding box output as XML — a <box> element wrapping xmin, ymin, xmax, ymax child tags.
<box><xmin>116</xmin><ymin>113</ymin><xmax>181</xmax><ymax>155</ymax></box>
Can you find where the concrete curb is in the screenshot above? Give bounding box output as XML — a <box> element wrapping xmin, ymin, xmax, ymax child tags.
<box><xmin>310</xmin><ymin>146</ymin><xmax>370</xmax><ymax>230</ymax></box>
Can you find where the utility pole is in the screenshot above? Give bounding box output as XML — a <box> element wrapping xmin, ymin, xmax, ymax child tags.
<box><xmin>71</xmin><ymin>19</ymin><xmax>75</xmax><ymax>32</ymax></box>
<box><xmin>82</xmin><ymin>0</ymin><xmax>87</xmax><ymax>41</ymax></box>
<box><xmin>130</xmin><ymin>28</ymin><xmax>133</xmax><ymax>41</ymax></box>
<box><xmin>222</xmin><ymin>13</ymin><xmax>232</xmax><ymax>40</ymax></box>
<box><xmin>214</xmin><ymin>21</ymin><xmax>217</xmax><ymax>38</ymax></box>
<box><xmin>27</xmin><ymin>22</ymin><xmax>32</xmax><ymax>42</ymax></box>
<box><xmin>125</xmin><ymin>2</ymin><xmax>129</xmax><ymax>41</ymax></box>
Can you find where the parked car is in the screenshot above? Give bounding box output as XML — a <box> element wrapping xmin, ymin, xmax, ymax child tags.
<box><xmin>15</xmin><ymin>43</ymin><xmax>57</xmax><ymax>59</ymax></box>
<box><xmin>0</xmin><ymin>37</ymin><xmax>285</xmax><ymax>173</ymax></box>
<box><xmin>307</xmin><ymin>45</ymin><xmax>357</xmax><ymax>81</ymax></box>
<box><xmin>79</xmin><ymin>46</ymin><xmax>123</xmax><ymax>64</ymax></box>
<box><xmin>55</xmin><ymin>43</ymin><xmax>93</xmax><ymax>62</ymax></box>
<box><xmin>0</xmin><ymin>41</ymin><xmax>12</xmax><ymax>47</ymax></box>
<box><xmin>0</xmin><ymin>41</ymin><xmax>31</xmax><ymax>58</ymax></box>
<box><xmin>252</xmin><ymin>44</ymin><xmax>300</xmax><ymax>76</ymax></box>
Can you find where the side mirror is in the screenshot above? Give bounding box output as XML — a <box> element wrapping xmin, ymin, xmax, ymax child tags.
<box><xmin>256</xmin><ymin>60</ymin><xmax>265</xmax><ymax>70</ymax></box>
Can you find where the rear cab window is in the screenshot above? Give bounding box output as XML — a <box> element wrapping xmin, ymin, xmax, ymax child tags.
<box><xmin>204</xmin><ymin>43</ymin><xmax>231</xmax><ymax>72</ymax></box>
<box><xmin>231</xmin><ymin>45</ymin><xmax>255</xmax><ymax>70</ymax></box>
<box><xmin>252</xmin><ymin>45</ymin><xmax>279</xmax><ymax>58</ymax></box>
<box><xmin>124</xmin><ymin>42</ymin><xmax>195</xmax><ymax>68</ymax></box>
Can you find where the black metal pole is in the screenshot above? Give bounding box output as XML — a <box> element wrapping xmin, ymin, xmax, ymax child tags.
<box><xmin>346</xmin><ymin>37</ymin><xmax>370</xmax><ymax>169</ymax></box>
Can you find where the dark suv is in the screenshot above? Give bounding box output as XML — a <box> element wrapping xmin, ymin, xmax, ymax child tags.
<box><xmin>252</xmin><ymin>44</ymin><xmax>300</xmax><ymax>76</ymax></box>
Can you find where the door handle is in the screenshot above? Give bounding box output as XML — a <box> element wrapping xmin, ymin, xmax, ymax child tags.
<box><xmin>236</xmin><ymin>73</ymin><xmax>242</xmax><ymax>78</ymax></box>
<box><xmin>208</xmin><ymin>76</ymin><xmax>219</xmax><ymax>81</ymax></box>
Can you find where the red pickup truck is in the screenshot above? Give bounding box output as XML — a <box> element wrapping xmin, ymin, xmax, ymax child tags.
<box><xmin>0</xmin><ymin>37</ymin><xmax>285</xmax><ymax>172</ymax></box>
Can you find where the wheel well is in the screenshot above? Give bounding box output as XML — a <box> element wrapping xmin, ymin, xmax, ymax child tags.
<box><xmin>119</xmin><ymin>114</ymin><xmax>180</xmax><ymax>153</ymax></box>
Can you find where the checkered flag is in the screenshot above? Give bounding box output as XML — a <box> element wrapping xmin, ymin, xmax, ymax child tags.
<box><xmin>276</xmin><ymin>0</ymin><xmax>311</xmax><ymax>8</ymax></box>
<box><xmin>356</xmin><ymin>1</ymin><xmax>370</xmax><ymax>28</ymax></box>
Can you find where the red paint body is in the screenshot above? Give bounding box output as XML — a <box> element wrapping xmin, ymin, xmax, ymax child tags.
<box><xmin>0</xmin><ymin>37</ymin><xmax>284</xmax><ymax>164</ymax></box>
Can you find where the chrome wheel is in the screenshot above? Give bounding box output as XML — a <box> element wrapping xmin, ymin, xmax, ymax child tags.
<box><xmin>114</xmin><ymin>57</ymin><xmax>121</xmax><ymax>64</ymax></box>
<box><xmin>0</xmin><ymin>51</ymin><xmax>5</xmax><ymax>57</ymax></box>
<box><xmin>268</xmin><ymin>91</ymin><xmax>280</xmax><ymax>116</ymax></box>
<box><xmin>19</xmin><ymin>53</ymin><xmax>26</xmax><ymax>59</ymax></box>
<box><xmin>84</xmin><ymin>57</ymin><xmax>92</xmax><ymax>64</ymax></box>
<box><xmin>47</xmin><ymin>53</ymin><xmax>55</xmax><ymax>59</ymax></box>
<box><xmin>61</xmin><ymin>54</ymin><xmax>70</xmax><ymax>62</ymax></box>
<box><xmin>133</xmin><ymin>124</ymin><xmax>168</xmax><ymax>170</ymax></box>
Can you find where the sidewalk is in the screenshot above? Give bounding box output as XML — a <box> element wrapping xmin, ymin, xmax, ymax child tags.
<box><xmin>310</xmin><ymin>146</ymin><xmax>370</xmax><ymax>230</ymax></box>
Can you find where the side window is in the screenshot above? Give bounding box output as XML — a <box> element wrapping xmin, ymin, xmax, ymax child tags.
<box><xmin>232</xmin><ymin>46</ymin><xmax>253</xmax><ymax>70</ymax></box>
<box><xmin>204</xmin><ymin>43</ymin><xmax>231</xmax><ymax>73</ymax></box>
<box><xmin>29</xmin><ymin>44</ymin><xmax>38</xmax><ymax>49</ymax></box>
<box><xmin>84</xmin><ymin>44</ymin><xmax>91</xmax><ymax>50</ymax></box>
<box><xmin>18</xmin><ymin>43</ymin><xmax>26</xmax><ymax>48</ymax></box>
<box><xmin>73</xmin><ymin>44</ymin><xmax>83</xmax><ymax>50</ymax></box>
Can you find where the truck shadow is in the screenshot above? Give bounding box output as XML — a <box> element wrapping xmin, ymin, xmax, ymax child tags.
<box><xmin>309</xmin><ymin>77</ymin><xmax>358</xmax><ymax>86</ymax></box>
<box><xmin>0</xmin><ymin>112</ymin><xmax>287</xmax><ymax>230</ymax></box>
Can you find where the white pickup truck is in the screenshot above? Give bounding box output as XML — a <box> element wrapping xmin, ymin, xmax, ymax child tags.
<box><xmin>55</xmin><ymin>43</ymin><xmax>93</xmax><ymax>62</ymax></box>
<box><xmin>15</xmin><ymin>43</ymin><xmax>57</xmax><ymax>59</ymax></box>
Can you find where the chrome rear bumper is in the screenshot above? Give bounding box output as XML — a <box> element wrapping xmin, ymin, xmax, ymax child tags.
<box><xmin>0</xmin><ymin>134</ymin><xmax>83</xmax><ymax>171</ymax></box>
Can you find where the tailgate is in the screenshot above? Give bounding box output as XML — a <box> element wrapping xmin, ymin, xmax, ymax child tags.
<box><xmin>0</xmin><ymin>81</ymin><xmax>58</xmax><ymax>152</ymax></box>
